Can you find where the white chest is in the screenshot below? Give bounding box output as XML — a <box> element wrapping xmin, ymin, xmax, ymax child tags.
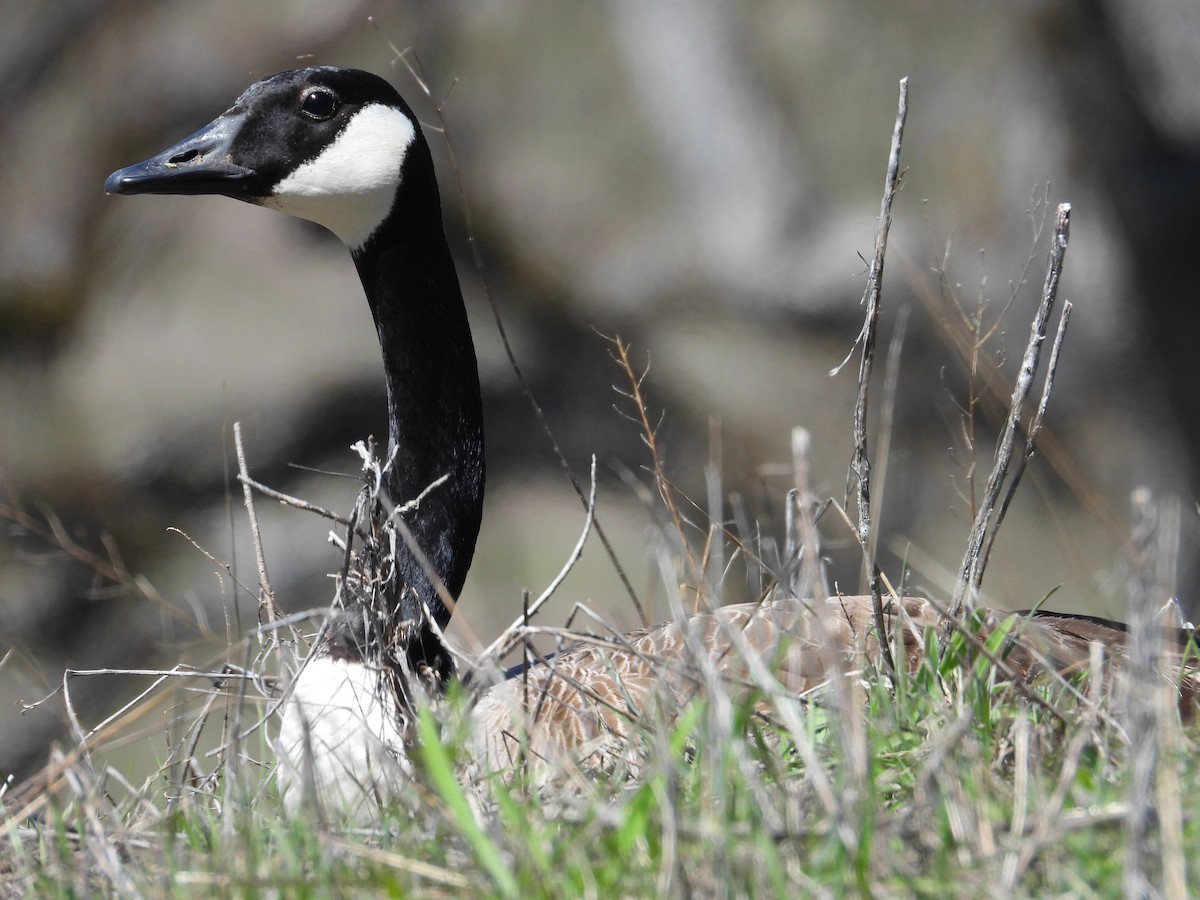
<box><xmin>275</xmin><ymin>656</ymin><xmax>413</xmax><ymax>820</ymax></box>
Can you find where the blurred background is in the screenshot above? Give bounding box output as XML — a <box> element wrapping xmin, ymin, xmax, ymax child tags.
<box><xmin>3</xmin><ymin>0</ymin><xmax>1199</xmax><ymax>784</ymax></box>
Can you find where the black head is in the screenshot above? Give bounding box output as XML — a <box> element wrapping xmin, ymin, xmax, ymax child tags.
<box><xmin>105</xmin><ymin>67</ymin><xmax>426</xmax><ymax>250</ymax></box>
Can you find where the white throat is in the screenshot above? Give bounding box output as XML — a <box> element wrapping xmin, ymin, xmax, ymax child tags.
<box><xmin>263</xmin><ymin>103</ymin><xmax>415</xmax><ymax>251</ymax></box>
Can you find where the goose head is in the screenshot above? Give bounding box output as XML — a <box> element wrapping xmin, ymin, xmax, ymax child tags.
<box><xmin>105</xmin><ymin>67</ymin><xmax>425</xmax><ymax>251</ymax></box>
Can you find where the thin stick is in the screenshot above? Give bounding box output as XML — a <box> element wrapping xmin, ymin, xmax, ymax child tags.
<box><xmin>1123</xmin><ymin>487</ymin><xmax>1160</xmax><ymax>899</ymax></box>
<box><xmin>979</xmin><ymin>300</ymin><xmax>1073</xmax><ymax>575</ymax></box>
<box><xmin>233</xmin><ymin>423</ymin><xmax>280</xmax><ymax>640</ymax></box>
<box><xmin>236</xmin><ymin>474</ymin><xmax>353</xmax><ymax>527</ymax></box>
<box><xmin>847</xmin><ymin>77</ymin><xmax>908</xmax><ymax>678</ymax></box>
<box><xmin>325</xmin><ymin>835</ymin><xmax>471</xmax><ymax>889</ymax></box>
<box><xmin>164</xmin><ymin>527</ymin><xmax>268</xmax><ymax>618</ymax></box>
<box><xmin>951</xmin><ymin>202</ymin><xmax>1071</xmax><ymax>617</ymax></box>
<box><xmin>607</xmin><ymin>335</ymin><xmax>705</xmax><ymax>591</ymax></box>
<box><xmin>705</xmin><ymin>416</ymin><xmax>725</xmax><ymax>603</ymax></box>
<box><xmin>788</xmin><ymin>428</ymin><xmax>828</xmax><ymax>600</ymax></box>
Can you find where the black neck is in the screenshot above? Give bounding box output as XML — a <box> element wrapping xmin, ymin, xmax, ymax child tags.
<box><xmin>349</xmin><ymin>165</ymin><xmax>484</xmax><ymax>638</ymax></box>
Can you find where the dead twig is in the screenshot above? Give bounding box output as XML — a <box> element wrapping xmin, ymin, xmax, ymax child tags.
<box><xmin>785</xmin><ymin>428</ymin><xmax>829</xmax><ymax>601</ymax></box>
<box><xmin>843</xmin><ymin>76</ymin><xmax>908</xmax><ymax>678</ymax></box>
<box><xmin>978</xmin><ymin>300</ymin><xmax>1073</xmax><ymax>576</ymax></box>
<box><xmin>233</xmin><ymin>423</ymin><xmax>283</xmax><ymax>641</ymax></box>
<box><xmin>951</xmin><ymin>202</ymin><xmax>1072</xmax><ymax>618</ymax></box>
<box><xmin>235</xmin><ymin>474</ymin><xmax>353</xmax><ymax>527</ymax></box>
<box><xmin>607</xmin><ymin>334</ymin><xmax>705</xmax><ymax>604</ymax></box>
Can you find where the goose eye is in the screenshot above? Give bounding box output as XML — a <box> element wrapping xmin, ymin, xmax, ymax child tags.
<box><xmin>300</xmin><ymin>89</ymin><xmax>338</xmax><ymax>120</ymax></box>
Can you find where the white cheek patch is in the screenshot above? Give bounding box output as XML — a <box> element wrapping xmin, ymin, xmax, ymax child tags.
<box><xmin>264</xmin><ymin>103</ymin><xmax>415</xmax><ymax>251</ymax></box>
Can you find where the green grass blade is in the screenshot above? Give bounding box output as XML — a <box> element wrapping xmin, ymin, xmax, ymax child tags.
<box><xmin>415</xmin><ymin>706</ymin><xmax>519</xmax><ymax>899</ymax></box>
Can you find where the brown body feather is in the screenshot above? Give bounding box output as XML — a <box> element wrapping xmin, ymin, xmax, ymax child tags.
<box><xmin>468</xmin><ymin>596</ymin><xmax>1199</xmax><ymax>778</ymax></box>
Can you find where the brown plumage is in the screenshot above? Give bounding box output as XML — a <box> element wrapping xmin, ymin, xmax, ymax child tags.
<box><xmin>467</xmin><ymin>595</ymin><xmax>1199</xmax><ymax>778</ymax></box>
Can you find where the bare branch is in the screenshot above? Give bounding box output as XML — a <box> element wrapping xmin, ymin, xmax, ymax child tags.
<box><xmin>978</xmin><ymin>300</ymin><xmax>1073</xmax><ymax>574</ymax></box>
<box><xmin>846</xmin><ymin>76</ymin><xmax>908</xmax><ymax>677</ymax></box>
<box><xmin>952</xmin><ymin>202</ymin><xmax>1072</xmax><ymax>617</ymax></box>
<box><xmin>236</xmin><ymin>474</ymin><xmax>353</xmax><ymax>527</ymax></box>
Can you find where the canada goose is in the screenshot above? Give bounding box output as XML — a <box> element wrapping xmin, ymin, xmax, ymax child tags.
<box><xmin>106</xmin><ymin>67</ymin><xmax>1198</xmax><ymax>820</ymax></box>
<box><xmin>106</xmin><ymin>67</ymin><xmax>480</xmax><ymax>812</ymax></box>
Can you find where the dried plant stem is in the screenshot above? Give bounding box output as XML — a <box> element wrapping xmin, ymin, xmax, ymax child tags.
<box><xmin>233</xmin><ymin>423</ymin><xmax>281</xmax><ymax>639</ymax></box>
<box><xmin>847</xmin><ymin>76</ymin><xmax>908</xmax><ymax>677</ymax></box>
<box><xmin>705</xmin><ymin>416</ymin><xmax>725</xmax><ymax>598</ymax></box>
<box><xmin>952</xmin><ymin>202</ymin><xmax>1071</xmax><ymax>617</ymax></box>
<box><xmin>325</xmin><ymin>835</ymin><xmax>472</xmax><ymax>889</ymax></box>
<box><xmin>978</xmin><ymin>300</ymin><xmax>1073</xmax><ymax>575</ymax></box>
<box><xmin>235</xmin><ymin>475</ymin><xmax>353</xmax><ymax>527</ymax></box>
<box><xmin>608</xmin><ymin>334</ymin><xmax>705</xmax><ymax>598</ymax></box>
<box><xmin>1157</xmin><ymin>692</ymin><xmax>1187</xmax><ymax>900</ymax></box>
<box><xmin>786</xmin><ymin>428</ymin><xmax>828</xmax><ymax>600</ymax></box>
<box><xmin>1123</xmin><ymin>487</ymin><xmax>1162</xmax><ymax>900</ymax></box>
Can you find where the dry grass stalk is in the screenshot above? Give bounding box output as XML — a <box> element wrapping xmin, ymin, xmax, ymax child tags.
<box><xmin>951</xmin><ymin>202</ymin><xmax>1072</xmax><ymax>618</ymax></box>
<box><xmin>844</xmin><ymin>76</ymin><xmax>909</xmax><ymax>680</ymax></box>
